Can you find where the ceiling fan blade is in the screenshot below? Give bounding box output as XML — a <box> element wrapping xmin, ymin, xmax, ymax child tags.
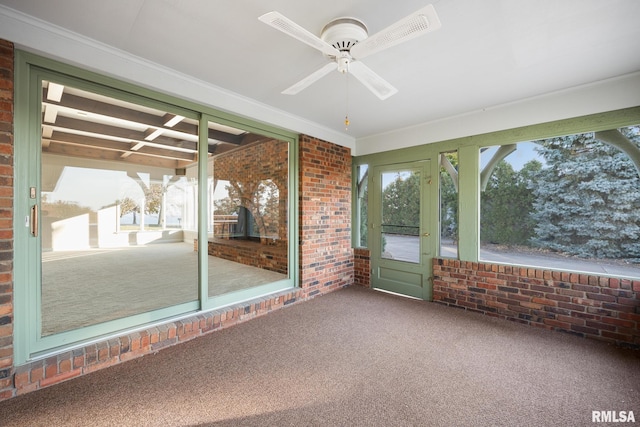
<box><xmin>350</xmin><ymin>5</ymin><xmax>441</xmax><ymax>60</ymax></box>
<box><xmin>259</xmin><ymin>11</ymin><xmax>341</xmax><ymax>57</ymax></box>
<box><xmin>348</xmin><ymin>61</ymin><xmax>398</xmax><ymax>100</ymax></box>
<box><xmin>282</xmin><ymin>62</ymin><xmax>338</xmax><ymax>95</ymax></box>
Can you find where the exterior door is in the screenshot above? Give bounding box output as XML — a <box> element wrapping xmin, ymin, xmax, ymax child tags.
<box><xmin>370</xmin><ymin>161</ymin><xmax>433</xmax><ymax>299</ymax></box>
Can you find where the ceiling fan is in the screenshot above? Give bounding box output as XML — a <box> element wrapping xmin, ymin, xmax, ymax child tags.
<box><xmin>258</xmin><ymin>5</ymin><xmax>441</xmax><ymax>101</ymax></box>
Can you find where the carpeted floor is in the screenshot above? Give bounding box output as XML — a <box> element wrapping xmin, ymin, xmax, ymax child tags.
<box><xmin>1</xmin><ymin>286</ymin><xmax>638</xmax><ymax>426</ymax></box>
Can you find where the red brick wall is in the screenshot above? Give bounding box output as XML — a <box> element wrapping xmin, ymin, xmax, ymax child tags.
<box><xmin>299</xmin><ymin>135</ymin><xmax>353</xmax><ymax>297</ymax></box>
<box><xmin>0</xmin><ymin>40</ymin><xmax>13</xmax><ymax>401</ymax></box>
<box><xmin>213</xmin><ymin>139</ymin><xmax>289</xmax><ymax>247</ymax></box>
<box><xmin>206</xmin><ymin>138</ymin><xmax>290</xmax><ymax>273</ymax></box>
<box><xmin>433</xmin><ymin>258</ymin><xmax>640</xmax><ymax>349</ymax></box>
<box><xmin>207</xmin><ymin>239</ymin><xmax>287</xmax><ymax>274</ymax></box>
<box><xmin>354</xmin><ymin>248</ymin><xmax>370</xmax><ymax>287</ymax></box>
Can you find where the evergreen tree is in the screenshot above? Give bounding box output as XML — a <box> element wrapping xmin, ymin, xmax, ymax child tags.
<box><xmin>358</xmin><ymin>184</ymin><xmax>368</xmax><ymax>247</ymax></box>
<box><xmin>440</xmin><ymin>153</ymin><xmax>458</xmax><ymax>242</ymax></box>
<box><xmin>531</xmin><ymin>126</ymin><xmax>640</xmax><ymax>260</ymax></box>
<box><xmin>382</xmin><ymin>172</ymin><xmax>420</xmax><ymax>236</ymax></box>
<box><xmin>481</xmin><ymin>159</ymin><xmax>541</xmax><ymax>245</ymax></box>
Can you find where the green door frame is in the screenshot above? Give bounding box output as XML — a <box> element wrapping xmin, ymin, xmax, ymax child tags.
<box><xmin>369</xmin><ymin>160</ymin><xmax>434</xmax><ymax>300</ymax></box>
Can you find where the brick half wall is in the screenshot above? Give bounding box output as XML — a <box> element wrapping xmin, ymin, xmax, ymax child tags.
<box><xmin>354</xmin><ymin>248</ymin><xmax>370</xmax><ymax>288</ymax></box>
<box><xmin>433</xmin><ymin>258</ymin><xmax>640</xmax><ymax>349</ymax></box>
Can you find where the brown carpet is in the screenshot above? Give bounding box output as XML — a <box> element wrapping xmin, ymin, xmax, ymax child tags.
<box><xmin>1</xmin><ymin>286</ymin><xmax>638</xmax><ymax>426</ymax></box>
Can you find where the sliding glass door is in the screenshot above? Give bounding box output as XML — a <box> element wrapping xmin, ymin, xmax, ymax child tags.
<box><xmin>14</xmin><ymin>54</ymin><xmax>298</xmax><ymax>363</ymax></box>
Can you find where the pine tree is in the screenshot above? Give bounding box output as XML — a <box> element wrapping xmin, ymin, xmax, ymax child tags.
<box><xmin>382</xmin><ymin>172</ymin><xmax>420</xmax><ymax>236</ymax></box>
<box><xmin>481</xmin><ymin>160</ymin><xmax>541</xmax><ymax>246</ymax></box>
<box><xmin>531</xmin><ymin>126</ymin><xmax>640</xmax><ymax>260</ymax></box>
<box><xmin>439</xmin><ymin>153</ymin><xmax>458</xmax><ymax>242</ymax></box>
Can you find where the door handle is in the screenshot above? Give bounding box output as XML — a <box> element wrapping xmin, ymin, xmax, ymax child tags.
<box><xmin>422</xmin><ymin>232</ymin><xmax>430</xmax><ymax>237</ymax></box>
<box><xmin>30</xmin><ymin>205</ymin><xmax>38</xmax><ymax>237</ymax></box>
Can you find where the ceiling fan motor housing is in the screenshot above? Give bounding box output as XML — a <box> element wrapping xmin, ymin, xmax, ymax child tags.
<box><xmin>321</xmin><ymin>17</ymin><xmax>368</xmax><ymax>55</ymax></box>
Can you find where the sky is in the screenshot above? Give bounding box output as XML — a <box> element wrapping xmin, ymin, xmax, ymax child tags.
<box><xmin>481</xmin><ymin>141</ymin><xmax>544</xmax><ymax>171</ymax></box>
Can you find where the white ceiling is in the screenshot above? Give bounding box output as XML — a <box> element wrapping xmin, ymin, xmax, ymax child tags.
<box><xmin>1</xmin><ymin>0</ymin><xmax>640</xmax><ymax>141</ymax></box>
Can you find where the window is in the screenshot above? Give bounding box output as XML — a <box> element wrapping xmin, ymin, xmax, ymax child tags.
<box><xmin>439</xmin><ymin>151</ymin><xmax>458</xmax><ymax>258</ymax></box>
<box><xmin>356</xmin><ymin>164</ymin><xmax>369</xmax><ymax>247</ymax></box>
<box><xmin>207</xmin><ymin>131</ymin><xmax>289</xmax><ymax>300</ymax></box>
<box><xmin>479</xmin><ymin>125</ymin><xmax>640</xmax><ymax>277</ymax></box>
<box><xmin>380</xmin><ymin>170</ymin><xmax>421</xmax><ymax>263</ymax></box>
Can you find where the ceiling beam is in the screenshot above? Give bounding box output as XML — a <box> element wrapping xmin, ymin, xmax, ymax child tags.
<box><xmin>43</xmin><ymin>88</ymin><xmax>247</xmax><ymax>145</ymax></box>
<box><xmin>44</xmin><ymin>141</ymin><xmax>190</xmax><ymax>169</ymax></box>
<box><xmin>47</xmin><ymin>115</ymin><xmax>198</xmax><ymax>152</ymax></box>
<box><xmin>43</xmin><ymin>130</ymin><xmax>196</xmax><ymax>162</ymax></box>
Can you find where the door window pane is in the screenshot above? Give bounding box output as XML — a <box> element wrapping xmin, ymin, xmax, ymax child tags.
<box><xmin>380</xmin><ymin>170</ymin><xmax>420</xmax><ymax>263</ymax></box>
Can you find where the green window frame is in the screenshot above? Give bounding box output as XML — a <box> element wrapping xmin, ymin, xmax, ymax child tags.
<box><xmin>13</xmin><ymin>51</ymin><xmax>299</xmax><ymax>364</ymax></box>
<box><xmin>352</xmin><ymin>107</ymin><xmax>640</xmax><ymax>268</ymax></box>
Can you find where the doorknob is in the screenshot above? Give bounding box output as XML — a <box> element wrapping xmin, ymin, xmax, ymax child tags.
<box><xmin>422</xmin><ymin>232</ymin><xmax>430</xmax><ymax>237</ymax></box>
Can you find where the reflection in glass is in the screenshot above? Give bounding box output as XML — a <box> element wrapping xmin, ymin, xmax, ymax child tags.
<box><xmin>380</xmin><ymin>170</ymin><xmax>420</xmax><ymax>264</ymax></box>
<box><xmin>439</xmin><ymin>151</ymin><xmax>458</xmax><ymax>258</ymax></box>
<box><xmin>40</xmin><ymin>80</ymin><xmax>198</xmax><ymax>336</ymax></box>
<box><xmin>207</xmin><ymin>134</ymin><xmax>289</xmax><ymax>298</ymax></box>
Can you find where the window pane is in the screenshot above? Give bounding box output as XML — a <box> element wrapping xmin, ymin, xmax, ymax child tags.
<box><xmin>207</xmin><ymin>130</ymin><xmax>289</xmax><ymax>298</ymax></box>
<box><xmin>357</xmin><ymin>164</ymin><xmax>368</xmax><ymax>247</ymax></box>
<box><xmin>439</xmin><ymin>151</ymin><xmax>458</xmax><ymax>258</ymax></box>
<box><xmin>480</xmin><ymin>125</ymin><xmax>640</xmax><ymax>278</ymax></box>
<box><xmin>40</xmin><ymin>80</ymin><xmax>199</xmax><ymax>336</ymax></box>
<box><xmin>381</xmin><ymin>170</ymin><xmax>420</xmax><ymax>264</ymax></box>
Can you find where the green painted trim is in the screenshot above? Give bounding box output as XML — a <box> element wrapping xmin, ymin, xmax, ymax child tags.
<box><xmin>198</xmin><ymin>115</ymin><xmax>210</xmax><ymax>307</ymax></box>
<box><xmin>207</xmin><ymin>280</ymin><xmax>293</xmax><ymax>310</ymax></box>
<box><xmin>471</xmin><ymin>107</ymin><xmax>640</xmax><ymax>150</ymax></box>
<box><xmin>288</xmin><ymin>134</ymin><xmax>300</xmax><ymax>289</ymax></box>
<box><xmin>13</xmin><ymin>50</ymin><xmax>36</xmax><ymax>364</ymax></box>
<box><xmin>357</xmin><ymin>107</ymin><xmax>640</xmax><ymax>166</ymax></box>
<box><xmin>457</xmin><ymin>145</ymin><xmax>480</xmax><ymax>262</ymax></box>
<box><xmin>31</xmin><ymin>301</ymin><xmax>200</xmax><ymax>355</ymax></box>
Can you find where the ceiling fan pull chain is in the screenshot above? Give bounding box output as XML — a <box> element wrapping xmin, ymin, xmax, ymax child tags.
<box><xmin>345</xmin><ymin>71</ymin><xmax>350</xmax><ymax>130</ymax></box>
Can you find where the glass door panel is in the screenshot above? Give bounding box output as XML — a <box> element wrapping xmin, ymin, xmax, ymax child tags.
<box><xmin>380</xmin><ymin>170</ymin><xmax>421</xmax><ymax>264</ymax></box>
<box><xmin>40</xmin><ymin>80</ymin><xmax>199</xmax><ymax>336</ymax></box>
<box><xmin>205</xmin><ymin>120</ymin><xmax>290</xmax><ymax>304</ymax></box>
